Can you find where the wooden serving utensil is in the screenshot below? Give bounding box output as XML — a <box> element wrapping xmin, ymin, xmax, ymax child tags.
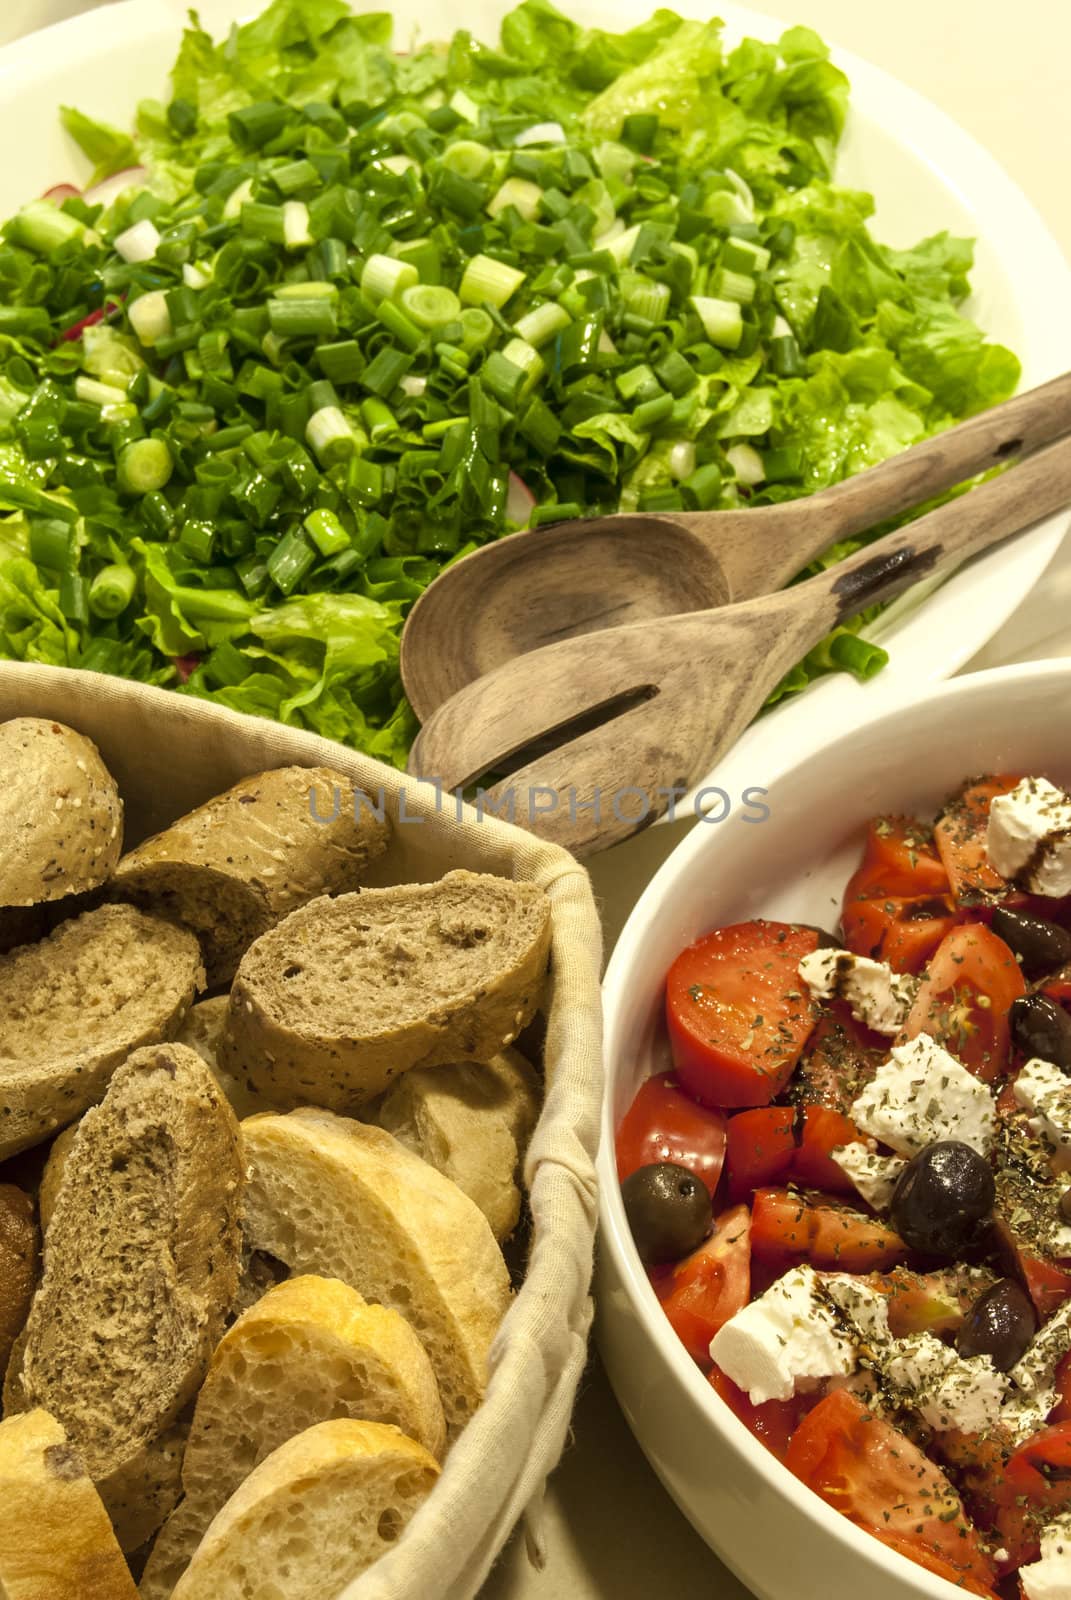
<box><xmin>408</xmin><ymin>429</ymin><xmax>1071</xmax><ymax>856</ymax></box>
<box><xmin>401</xmin><ymin>372</ymin><xmax>1071</xmax><ymax>722</ymax></box>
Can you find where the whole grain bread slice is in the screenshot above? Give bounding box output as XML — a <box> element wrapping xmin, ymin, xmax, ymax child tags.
<box><xmin>220</xmin><ymin>870</ymin><xmax>551</xmax><ymax>1110</ymax></box>
<box><xmin>174</xmin><ymin>995</ymin><xmax>278</xmax><ymax>1120</ymax></box>
<box><xmin>139</xmin><ymin>1275</ymin><xmax>445</xmax><ymax>1599</ymax></box>
<box><xmin>241</xmin><ymin>1109</ymin><xmax>511</xmax><ymax>1437</ymax></box>
<box><xmin>16</xmin><ymin>1044</ymin><xmax>243</xmax><ymax>1544</ymax></box>
<box><xmin>0</xmin><ymin>1409</ymin><xmax>138</xmax><ymax>1600</ymax></box>
<box><xmin>111</xmin><ymin>765</ymin><xmax>390</xmax><ymax>985</ymax></box>
<box><xmin>0</xmin><ymin>718</ymin><xmax>122</xmax><ymax>910</ymax></box>
<box><xmin>170</xmin><ymin>1419</ymin><xmax>439</xmax><ymax>1600</ymax></box>
<box><xmin>370</xmin><ymin>1047</ymin><xmax>540</xmax><ymax>1241</ymax></box>
<box><xmin>0</xmin><ymin>1183</ymin><xmax>38</xmax><ymax>1378</ymax></box>
<box><xmin>0</xmin><ymin>903</ymin><xmax>204</xmax><ymax>1160</ymax></box>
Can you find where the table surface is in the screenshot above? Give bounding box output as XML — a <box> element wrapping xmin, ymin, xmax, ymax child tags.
<box><xmin>4</xmin><ymin>1</ymin><xmax>1070</xmax><ymax>1595</ymax></box>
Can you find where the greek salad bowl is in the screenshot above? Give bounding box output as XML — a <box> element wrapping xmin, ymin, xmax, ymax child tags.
<box><xmin>597</xmin><ymin>658</ymin><xmax>1071</xmax><ymax>1600</ymax></box>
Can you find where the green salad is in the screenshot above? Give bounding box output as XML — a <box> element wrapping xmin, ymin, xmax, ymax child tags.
<box><xmin>0</xmin><ymin>0</ymin><xmax>1019</xmax><ymax>764</ymax></box>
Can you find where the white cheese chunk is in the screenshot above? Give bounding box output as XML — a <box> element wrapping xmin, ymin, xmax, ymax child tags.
<box><xmin>831</xmin><ymin>1142</ymin><xmax>906</xmax><ymax>1211</ymax></box>
<box><xmin>709</xmin><ymin>1265</ymin><xmax>857</xmax><ymax>1405</ymax></box>
<box><xmin>849</xmin><ymin>1033</ymin><xmax>996</xmax><ymax>1157</ymax></box>
<box><xmin>1015</xmin><ymin>1058</ymin><xmax>1071</xmax><ymax>1167</ymax></box>
<box><xmin>880</xmin><ymin>1332</ymin><xmax>1007</xmax><ymax>1434</ymax></box>
<box><xmin>1009</xmin><ymin>1296</ymin><xmax>1071</xmax><ymax>1412</ymax></box>
<box><xmin>1022</xmin><ymin>1513</ymin><xmax>1071</xmax><ymax>1600</ymax></box>
<box><xmin>822</xmin><ymin>1274</ymin><xmax>893</xmax><ymax>1343</ymax></box>
<box><xmin>987</xmin><ymin>777</ymin><xmax>1071</xmax><ymax>896</ymax></box>
<box><xmin>798</xmin><ymin>948</ymin><xmax>916</xmax><ymax>1035</ymax></box>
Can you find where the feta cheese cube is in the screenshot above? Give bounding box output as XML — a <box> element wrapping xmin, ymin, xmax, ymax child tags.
<box><xmin>822</xmin><ymin>1274</ymin><xmax>893</xmax><ymax>1343</ymax></box>
<box><xmin>831</xmin><ymin>1142</ymin><xmax>906</xmax><ymax>1211</ymax></box>
<box><xmin>1014</xmin><ymin>1058</ymin><xmax>1071</xmax><ymax>1166</ymax></box>
<box><xmin>1022</xmin><ymin>1513</ymin><xmax>1071</xmax><ymax>1600</ymax></box>
<box><xmin>798</xmin><ymin>948</ymin><xmax>916</xmax><ymax>1035</ymax></box>
<box><xmin>881</xmin><ymin>1332</ymin><xmax>1007</xmax><ymax>1434</ymax></box>
<box><xmin>849</xmin><ymin>1033</ymin><xmax>996</xmax><ymax>1157</ymax></box>
<box><xmin>709</xmin><ymin>1265</ymin><xmax>857</xmax><ymax>1405</ymax></box>
<box><xmin>1010</xmin><ymin>1296</ymin><xmax>1071</xmax><ymax>1410</ymax></box>
<box><xmin>987</xmin><ymin>777</ymin><xmax>1071</xmax><ymax>896</ymax></box>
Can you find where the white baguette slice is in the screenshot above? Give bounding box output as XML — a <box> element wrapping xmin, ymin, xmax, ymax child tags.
<box><xmin>0</xmin><ymin>1408</ymin><xmax>137</xmax><ymax>1600</ymax></box>
<box><xmin>242</xmin><ymin>1109</ymin><xmax>511</xmax><ymax>1437</ymax></box>
<box><xmin>0</xmin><ymin>903</ymin><xmax>204</xmax><ymax>1160</ymax></box>
<box><xmin>140</xmin><ymin>1275</ymin><xmax>445</xmax><ymax>1599</ymax></box>
<box><xmin>112</xmin><ymin>765</ymin><xmax>390</xmax><ymax>985</ymax></box>
<box><xmin>0</xmin><ymin>718</ymin><xmax>122</xmax><ymax>909</ymax></box>
<box><xmin>175</xmin><ymin>995</ymin><xmax>277</xmax><ymax>1120</ymax></box>
<box><xmin>171</xmin><ymin>1419</ymin><xmax>439</xmax><ymax>1600</ymax></box>
<box><xmin>221</xmin><ymin>870</ymin><xmax>551</xmax><ymax>1110</ymax></box>
<box><xmin>372</xmin><ymin>1048</ymin><xmax>540</xmax><ymax>1241</ymax></box>
<box><xmin>18</xmin><ymin>1044</ymin><xmax>243</xmax><ymax>1543</ymax></box>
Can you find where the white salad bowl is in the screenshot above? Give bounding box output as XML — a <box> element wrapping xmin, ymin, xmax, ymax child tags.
<box><xmin>0</xmin><ymin>0</ymin><xmax>1068</xmax><ymax>764</ymax></box>
<box><xmin>597</xmin><ymin>657</ymin><xmax>1071</xmax><ymax>1600</ymax></box>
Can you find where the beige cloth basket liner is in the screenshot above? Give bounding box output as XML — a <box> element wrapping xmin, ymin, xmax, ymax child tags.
<box><xmin>0</xmin><ymin>660</ymin><xmax>604</xmax><ymax>1600</ymax></box>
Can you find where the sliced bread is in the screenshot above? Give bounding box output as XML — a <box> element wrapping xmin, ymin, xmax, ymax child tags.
<box><xmin>140</xmin><ymin>1275</ymin><xmax>445</xmax><ymax>1599</ymax></box>
<box><xmin>17</xmin><ymin>1044</ymin><xmax>243</xmax><ymax>1545</ymax></box>
<box><xmin>0</xmin><ymin>1409</ymin><xmax>138</xmax><ymax>1600</ymax></box>
<box><xmin>111</xmin><ymin>765</ymin><xmax>391</xmax><ymax>985</ymax></box>
<box><xmin>241</xmin><ymin>1109</ymin><xmax>511</xmax><ymax>1436</ymax></box>
<box><xmin>0</xmin><ymin>903</ymin><xmax>204</xmax><ymax>1160</ymax></box>
<box><xmin>220</xmin><ymin>870</ymin><xmax>551</xmax><ymax>1110</ymax></box>
<box><xmin>0</xmin><ymin>718</ymin><xmax>122</xmax><ymax>910</ymax></box>
<box><xmin>174</xmin><ymin>995</ymin><xmax>277</xmax><ymax>1120</ymax></box>
<box><xmin>0</xmin><ymin>1183</ymin><xmax>38</xmax><ymax>1376</ymax></box>
<box><xmin>371</xmin><ymin>1048</ymin><xmax>541</xmax><ymax>1241</ymax></box>
<box><xmin>170</xmin><ymin>1419</ymin><xmax>438</xmax><ymax>1600</ymax></box>
<box><xmin>37</xmin><ymin>1124</ymin><xmax>78</xmax><ymax>1234</ymax></box>
<box><xmin>100</xmin><ymin>1418</ymin><xmax>191</xmax><ymax>1556</ymax></box>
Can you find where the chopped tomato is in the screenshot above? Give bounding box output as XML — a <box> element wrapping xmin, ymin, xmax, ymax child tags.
<box><xmin>793</xmin><ymin>1106</ymin><xmax>863</xmax><ymax>1195</ymax></box>
<box><xmin>1042</xmin><ymin>972</ymin><xmax>1071</xmax><ymax>1010</ymax></box>
<box><xmin>665</xmin><ymin>921</ymin><xmax>819</xmax><ymax>1108</ymax></box>
<box><xmin>868</xmin><ymin>1533</ymin><xmax>998</xmax><ymax>1598</ymax></box>
<box><xmin>934</xmin><ymin>776</ymin><xmax>1022</xmax><ymax>906</ymax></box>
<box><xmin>750</xmin><ymin>1188</ymin><xmax>907</xmax><ymax>1273</ymax></box>
<box><xmin>1052</xmin><ymin>1349</ymin><xmax>1071</xmax><ymax>1424</ymax></box>
<box><xmin>842</xmin><ymin>891</ymin><xmax>961</xmax><ymax>975</ymax></box>
<box><xmin>615</xmin><ymin>1071</ymin><xmax>728</xmax><ymax>1195</ymax></box>
<box><xmin>902</xmin><ymin>923</ymin><xmax>1025</xmax><ymax>1081</ymax></box>
<box><xmin>992</xmin><ymin>1216</ymin><xmax>1071</xmax><ymax>1321</ymax></box>
<box><xmin>787</xmin><ymin>1390</ymin><xmax>997</xmax><ymax>1595</ymax></box>
<box><xmin>845</xmin><ymin>816</ymin><xmax>952</xmax><ymax>899</ymax></box>
<box><xmin>869</xmin><ymin>1267</ymin><xmax>984</xmax><ymax>1337</ymax></box>
<box><xmin>999</xmin><ymin>1423</ymin><xmax>1071</xmax><ymax>1566</ymax></box>
<box><xmin>724</xmin><ymin>1107</ymin><xmax>796</xmax><ymax>1200</ymax></box>
<box><xmin>709</xmin><ymin>1368</ymin><xmax>817</xmax><ymax>1462</ymax></box>
<box><xmin>652</xmin><ymin>1204</ymin><xmax>751</xmax><ymax>1368</ymax></box>
<box><xmin>794</xmin><ymin>1003</ymin><xmax>886</xmax><ymax>1115</ymax></box>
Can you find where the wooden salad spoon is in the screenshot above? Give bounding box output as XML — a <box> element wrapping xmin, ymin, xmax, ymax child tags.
<box><xmin>408</xmin><ymin>427</ymin><xmax>1071</xmax><ymax>856</ymax></box>
<box><xmin>401</xmin><ymin>371</ymin><xmax>1071</xmax><ymax>722</ymax></box>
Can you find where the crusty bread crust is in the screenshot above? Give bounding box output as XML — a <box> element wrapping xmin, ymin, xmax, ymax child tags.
<box><xmin>170</xmin><ymin>1420</ymin><xmax>439</xmax><ymax>1600</ymax></box>
<box><xmin>0</xmin><ymin>904</ymin><xmax>204</xmax><ymax>1160</ymax></box>
<box><xmin>0</xmin><ymin>1409</ymin><xmax>138</xmax><ymax>1600</ymax></box>
<box><xmin>111</xmin><ymin>766</ymin><xmax>391</xmax><ymax>985</ymax></box>
<box><xmin>220</xmin><ymin>871</ymin><xmax>551</xmax><ymax>1110</ymax></box>
<box><xmin>241</xmin><ymin>1110</ymin><xmax>511</xmax><ymax>1438</ymax></box>
<box><xmin>0</xmin><ymin>1184</ymin><xmax>38</xmax><ymax>1377</ymax></box>
<box><xmin>139</xmin><ymin>1276</ymin><xmax>446</xmax><ymax>1599</ymax></box>
<box><xmin>17</xmin><ymin>1045</ymin><xmax>243</xmax><ymax>1546</ymax></box>
<box><xmin>175</xmin><ymin>996</ymin><xmax>278</xmax><ymax>1119</ymax></box>
<box><xmin>0</xmin><ymin>719</ymin><xmax>122</xmax><ymax>909</ymax></box>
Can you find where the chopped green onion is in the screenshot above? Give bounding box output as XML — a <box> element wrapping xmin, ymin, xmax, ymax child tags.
<box><xmin>512</xmin><ymin>301</ymin><xmax>570</xmax><ymax>348</ymax></box>
<box><xmin>128</xmin><ymin>291</ymin><xmax>172</xmax><ymax>348</ymax></box>
<box><xmin>74</xmin><ymin>376</ymin><xmax>129</xmax><ymax>409</ymax></box>
<box><xmin>459</xmin><ymin>254</ymin><xmax>526</xmax><ymax>309</ymax></box>
<box><xmin>726</xmin><ymin>442</ymin><xmax>765</xmax><ymax>486</ymax></box>
<box><xmin>668</xmin><ymin>441</ymin><xmax>697</xmax><ymax>481</ymax></box>
<box><xmin>722</xmin><ymin>237</ymin><xmax>771</xmax><ymax>274</ymax></box>
<box><xmin>691</xmin><ymin>295</ymin><xmax>744</xmax><ymax>349</ymax></box>
<box><xmin>88</xmin><ymin>563</ymin><xmax>136</xmax><ymax>619</ymax></box>
<box><xmin>11</xmin><ymin>200</ymin><xmax>85</xmax><ymax>255</ymax></box>
<box><xmin>267</xmin><ymin>528</ymin><xmax>316</xmax><ymax>594</ymax></box>
<box><xmin>400</xmin><ymin>284</ymin><xmax>462</xmax><ymax>329</ymax></box>
<box><xmin>267</xmin><ymin>297</ymin><xmax>338</xmax><ymax>339</ymax></box>
<box><xmin>223</xmin><ymin>176</ymin><xmax>255</xmax><ymax>220</ymax></box>
<box><xmin>306</xmin><ymin>405</ymin><xmax>359</xmax><ymax>465</ymax></box>
<box><xmin>282</xmin><ymin>200</ymin><xmax>313</xmax><ymax>250</ymax></box>
<box><xmin>680</xmin><ymin>463</ymin><xmax>723</xmax><ymax>509</ymax></box>
<box><xmin>441</xmin><ymin>139</ymin><xmax>492</xmax><ymax>180</ymax></box>
<box><xmin>229</xmin><ymin>101</ymin><xmax>288</xmax><ymax>149</ymax></box>
<box><xmin>317</xmin><ymin>340</ymin><xmax>365</xmax><ymax>384</ymax></box>
<box><xmin>117</xmin><ymin>438</ymin><xmax>173</xmax><ymax>495</ymax></box>
<box><xmin>712</xmin><ymin>267</ymin><xmax>756</xmax><ymax>305</ymax></box>
<box><xmin>114</xmin><ymin>219</ymin><xmax>161</xmax><ymax>263</ymax></box>
<box><xmin>633</xmin><ymin>392</ymin><xmax>674</xmax><ymax>431</ymax></box>
<box><xmin>459</xmin><ymin>307</ymin><xmax>495</xmax><ymax>349</ymax></box>
<box><xmin>500</xmin><ymin>338</ymin><xmax>544</xmax><ymax>398</ymax></box>
<box><xmin>361</xmin><ymin>253</ymin><xmax>419</xmax><ymax>304</ymax></box>
<box><xmin>487</xmin><ymin>178</ymin><xmax>543</xmax><ymax>223</ymax></box>
<box><xmin>304</xmin><ymin>507</ymin><xmax>351</xmax><ymax>555</ymax></box>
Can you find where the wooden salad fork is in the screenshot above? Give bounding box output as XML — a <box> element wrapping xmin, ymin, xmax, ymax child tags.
<box><xmin>408</xmin><ymin>419</ymin><xmax>1071</xmax><ymax>856</ymax></box>
<box><xmin>401</xmin><ymin>372</ymin><xmax>1071</xmax><ymax>722</ymax></box>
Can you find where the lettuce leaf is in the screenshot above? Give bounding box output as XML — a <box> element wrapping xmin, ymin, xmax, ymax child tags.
<box><xmin>58</xmin><ymin>106</ymin><xmax>139</xmax><ymax>186</ymax></box>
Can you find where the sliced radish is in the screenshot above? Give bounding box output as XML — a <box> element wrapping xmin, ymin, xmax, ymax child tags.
<box><xmin>83</xmin><ymin>166</ymin><xmax>149</xmax><ymax>210</ymax></box>
<box><xmin>42</xmin><ymin>183</ymin><xmax>81</xmax><ymax>204</ymax></box>
<box><xmin>172</xmin><ymin>653</ymin><xmax>202</xmax><ymax>684</ymax></box>
<box><xmin>58</xmin><ymin>305</ymin><xmax>110</xmax><ymax>343</ymax></box>
<box><xmin>506</xmin><ymin>471</ymin><xmax>537</xmax><ymax>527</ymax></box>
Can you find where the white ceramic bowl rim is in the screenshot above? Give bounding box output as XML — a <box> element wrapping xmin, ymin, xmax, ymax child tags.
<box><xmin>598</xmin><ymin>656</ymin><xmax>1071</xmax><ymax>1600</ymax></box>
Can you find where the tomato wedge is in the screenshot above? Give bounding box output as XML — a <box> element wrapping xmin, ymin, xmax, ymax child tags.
<box><xmin>787</xmin><ymin>1390</ymin><xmax>998</xmax><ymax>1596</ymax></box>
<box><xmin>708</xmin><ymin>1368</ymin><xmax>817</xmax><ymax>1463</ymax></box>
<box><xmin>999</xmin><ymin>1423</ymin><xmax>1071</xmax><ymax>1567</ymax></box>
<box><xmin>793</xmin><ymin>1106</ymin><xmax>863</xmax><ymax>1195</ymax></box>
<box><xmin>651</xmin><ymin>1204</ymin><xmax>751</xmax><ymax>1368</ymax></box>
<box><xmin>869</xmin><ymin>1267</ymin><xmax>981</xmax><ymax>1338</ymax></box>
<box><xmin>845</xmin><ymin>816</ymin><xmax>952</xmax><ymax>899</ymax></box>
<box><xmin>934</xmin><ymin>775</ymin><xmax>1022</xmax><ymax>906</ymax></box>
<box><xmin>725</xmin><ymin>1107</ymin><xmax>796</xmax><ymax>1200</ymax></box>
<box><xmin>902</xmin><ymin>923</ymin><xmax>1025</xmax><ymax>1081</ymax></box>
<box><xmin>842</xmin><ymin>891</ymin><xmax>961</xmax><ymax>975</ymax></box>
<box><xmin>665</xmin><ymin>921</ymin><xmax>819</xmax><ymax>1108</ymax></box>
<box><xmin>615</xmin><ymin>1071</ymin><xmax>728</xmax><ymax>1195</ymax></box>
<box><xmin>750</xmin><ymin>1188</ymin><xmax>907</xmax><ymax>1273</ymax></box>
<box><xmin>1052</xmin><ymin>1349</ymin><xmax>1071</xmax><ymax>1424</ymax></box>
<box><xmin>793</xmin><ymin>1003</ymin><xmax>886</xmax><ymax>1115</ymax></box>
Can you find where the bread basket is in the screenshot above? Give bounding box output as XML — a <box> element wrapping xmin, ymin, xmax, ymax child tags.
<box><xmin>0</xmin><ymin>658</ymin><xmax>603</xmax><ymax>1600</ymax></box>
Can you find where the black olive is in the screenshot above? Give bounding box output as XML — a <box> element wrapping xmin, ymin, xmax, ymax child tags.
<box><xmin>957</xmin><ymin>1278</ymin><xmax>1037</xmax><ymax>1371</ymax></box>
<box><xmin>1009</xmin><ymin>993</ymin><xmax>1071</xmax><ymax>1072</ymax></box>
<box><xmin>622</xmin><ymin>1161</ymin><xmax>712</xmax><ymax>1264</ymax></box>
<box><xmin>890</xmin><ymin>1141</ymin><xmax>996</xmax><ymax>1259</ymax></box>
<box><xmin>992</xmin><ymin>907</ymin><xmax>1071</xmax><ymax>978</ymax></box>
<box><xmin>1060</xmin><ymin>1188</ymin><xmax>1071</xmax><ymax>1224</ymax></box>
